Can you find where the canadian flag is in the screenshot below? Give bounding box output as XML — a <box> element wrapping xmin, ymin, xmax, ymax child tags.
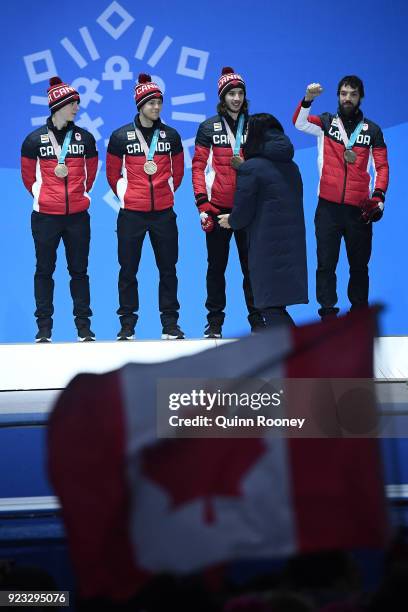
<box><xmin>48</xmin><ymin>309</ymin><xmax>388</xmax><ymax>601</ymax></box>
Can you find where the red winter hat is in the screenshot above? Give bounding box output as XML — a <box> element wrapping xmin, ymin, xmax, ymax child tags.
<box><xmin>218</xmin><ymin>66</ymin><xmax>246</xmax><ymax>98</ymax></box>
<box><xmin>134</xmin><ymin>73</ymin><xmax>163</xmax><ymax>109</ymax></box>
<box><xmin>47</xmin><ymin>77</ymin><xmax>80</xmax><ymax>114</ymax></box>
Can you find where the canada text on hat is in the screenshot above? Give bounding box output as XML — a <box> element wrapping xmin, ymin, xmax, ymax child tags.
<box><xmin>48</xmin><ymin>77</ymin><xmax>80</xmax><ymax>113</ymax></box>
<box><xmin>134</xmin><ymin>74</ymin><xmax>163</xmax><ymax>109</ymax></box>
<box><xmin>218</xmin><ymin>67</ymin><xmax>246</xmax><ymax>98</ymax></box>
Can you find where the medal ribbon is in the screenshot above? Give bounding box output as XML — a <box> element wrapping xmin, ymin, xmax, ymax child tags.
<box><xmin>134</xmin><ymin>123</ymin><xmax>160</xmax><ymax>161</ymax></box>
<box><xmin>48</xmin><ymin>129</ymin><xmax>73</xmax><ymax>164</ymax></box>
<box><xmin>336</xmin><ymin>116</ymin><xmax>364</xmax><ymax>151</ymax></box>
<box><xmin>222</xmin><ymin>114</ymin><xmax>245</xmax><ymax>155</ymax></box>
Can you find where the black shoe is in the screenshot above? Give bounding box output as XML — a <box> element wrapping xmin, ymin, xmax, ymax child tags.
<box><xmin>77</xmin><ymin>327</ymin><xmax>96</xmax><ymax>342</ymax></box>
<box><xmin>251</xmin><ymin>320</ymin><xmax>266</xmax><ymax>334</ymax></box>
<box><xmin>318</xmin><ymin>307</ymin><xmax>339</xmax><ymax>319</ymax></box>
<box><xmin>161</xmin><ymin>324</ymin><xmax>185</xmax><ymax>340</ymax></box>
<box><xmin>204</xmin><ymin>323</ymin><xmax>222</xmax><ymax>339</ymax></box>
<box><xmin>35</xmin><ymin>328</ymin><xmax>52</xmax><ymax>343</ymax></box>
<box><xmin>117</xmin><ymin>325</ymin><xmax>135</xmax><ymax>341</ymax></box>
<box><xmin>320</xmin><ymin>311</ymin><xmax>339</xmax><ymax>322</ymax></box>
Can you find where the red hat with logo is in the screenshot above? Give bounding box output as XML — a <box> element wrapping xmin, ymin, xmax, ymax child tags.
<box><xmin>218</xmin><ymin>66</ymin><xmax>246</xmax><ymax>98</ymax></box>
<box><xmin>47</xmin><ymin>77</ymin><xmax>80</xmax><ymax>114</ymax></box>
<box><xmin>134</xmin><ymin>73</ymin><xmax>163</xmax><ymax>109</ymax></box>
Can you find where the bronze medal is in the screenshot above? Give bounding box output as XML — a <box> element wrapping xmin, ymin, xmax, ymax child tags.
<box><xmin>230</xmin><ymin>155</ymin><xmax>243</xmax><ymax>170</ymax></box>
<box><xmin>144</xmin><ymin>160</ymin><xmax>157</xmax><ymax>175</ymax></box>
<box><xmin>344</xmin><ymin>149</ymin><xmax>357</xmax><ymax>164</ymax></box>
<box><xmin>54</xmin><ymin>163</ymin><xmax>68</xmax><ymax>178</ymax></box>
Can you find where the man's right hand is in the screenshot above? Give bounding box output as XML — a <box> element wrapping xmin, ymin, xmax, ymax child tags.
<box><xmin>305</xmin><ymin>83</ymin><xmax>323</xmax><ymax>101</ymax></box>
<box><xmin>198</xmin><ymin>202</ymin><xmax>221</xmax><ymax>215</ymax></box>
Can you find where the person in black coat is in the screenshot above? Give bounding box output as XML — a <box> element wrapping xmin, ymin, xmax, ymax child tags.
<box><xmin>218</xmin><ymin>113</ymin><xmax>308</xmax><ymax>327</ymax></box>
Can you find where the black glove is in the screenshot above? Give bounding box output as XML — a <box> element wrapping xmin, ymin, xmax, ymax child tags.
<box><xmin>360</xmin><ymin>198</ymin><xmax>384</xmax><ymax>223</ymax></box>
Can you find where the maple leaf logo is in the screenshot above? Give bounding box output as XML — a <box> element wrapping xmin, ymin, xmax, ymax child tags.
<box><xmin>141</xmin><ymin>438</ymin><xmax>266</xmax><ymax>524</ymax></box>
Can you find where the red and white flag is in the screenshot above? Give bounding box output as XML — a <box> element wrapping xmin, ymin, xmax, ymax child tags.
<box><xmin>48</xmin><ymin>308</ymin><xmax>388</xmax><ymax>601</ymax></box>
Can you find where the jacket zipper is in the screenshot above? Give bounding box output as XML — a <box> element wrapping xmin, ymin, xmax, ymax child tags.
<box><xmin>149</xmin><ymin>174</ymin><xmax>155</xmax><ymax>211</ymax></box>
<box><xmin>50</xmin><ymin>121</ymin><xmax>71</xmax><ymax>214</ymax></box>
<box><xmin>64</xmin><ymin>175</ymin><xmax>69</xmax><ymax>214</ymax></box>
<box><xmin>341</xmin><ymin>155</ymin><xmax>347</xmax><ymax>204</ymax></box>
<box><xmin>340</xmin><ymin>115</ymin><xmax>358</xmax><ymax>204</ymax></box>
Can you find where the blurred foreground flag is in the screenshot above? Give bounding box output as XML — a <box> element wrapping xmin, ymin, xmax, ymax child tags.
<box><xmin>48</xmin><ymin>308</ymin><xmax>388</xmax><ymax>601</ymax></box>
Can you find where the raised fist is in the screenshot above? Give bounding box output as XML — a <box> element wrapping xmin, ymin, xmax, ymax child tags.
<box><xmin>305</xmin><ymin>83</ymin><xmax>323</xmax><ymax>101</ymax></box>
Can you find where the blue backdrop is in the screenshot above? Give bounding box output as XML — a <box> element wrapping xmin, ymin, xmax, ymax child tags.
<box><xmin>1</xmin><ymin>0</ymin><xmax>407</xmax><ymax>342</ymax></box>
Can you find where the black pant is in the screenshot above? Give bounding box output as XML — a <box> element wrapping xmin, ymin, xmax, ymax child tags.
<box><xmin>314</xmin><ymin>200</ymin><xmax>372</xmax><ymax>316</ymax></box>
<box><xmin>31</xmin><ymin>210</ymin><xmax>92</xmax><ymax>330</ymax></box>
<box><xmin>205</xmin><ymin>221</ymin><xmax>262</xmax><ymax>327</ymax></box>
<box><xmin>117</xmin><ymin>208</ymin><xmax>180</xmax><ymax>328</ymax></box>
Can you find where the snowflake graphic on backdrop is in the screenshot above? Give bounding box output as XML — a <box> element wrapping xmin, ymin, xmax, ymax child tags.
<box><xmin>23</xmin><ymin>1</ymin><xmax>210</xmax><ymax>211</ymax></box>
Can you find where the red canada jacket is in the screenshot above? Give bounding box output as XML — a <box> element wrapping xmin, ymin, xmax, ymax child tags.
<box><xmin>21</xmin><ymin>118</ymin><xmax>98</xmax><ymax>214</ymax></box>
<box><xmin>192</xmin><ymin>113</ymin><xmax>248</xmax><ymax>210</ymax></box>
<box><xmin>293</xmin><ymin>100</ymin><xmax>389</xmax><ymax>206</ymax></box>
<box><xmin>106</xmin><ymin>116</ymin><xmax>184</xmax><ymax>211</ymax></box>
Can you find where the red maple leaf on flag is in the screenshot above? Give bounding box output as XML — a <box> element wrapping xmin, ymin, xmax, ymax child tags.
<box><xmin>141</xmin><ymin>438</ymin><xmax>266</xmax><ymax>524</ymax></box>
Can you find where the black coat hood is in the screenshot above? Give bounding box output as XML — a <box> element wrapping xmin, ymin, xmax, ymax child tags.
<box><xmin>247</xmin><ymin>128</ymin><xmax>294</xmax><ymax>163</ymax></box>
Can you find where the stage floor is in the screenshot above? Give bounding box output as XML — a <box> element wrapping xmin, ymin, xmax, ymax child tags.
<box><xmin>0</xmin><ymin>336</ymin><xmax>406</xmax><ymax>393</ymax></box>
<box><xmin>0</xmin><ymin>338</ymin><xmax>222</xmax><ymax>391</ymax></box>
<box><xmin>0</xmin><ymin>336</ymin><xmax>407</xmax><ymax>427</ymax></box>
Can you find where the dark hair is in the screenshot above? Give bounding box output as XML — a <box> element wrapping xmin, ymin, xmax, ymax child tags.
<box><xmin>243</xmin><ymin>113</ymin><xmax>284</xmax><ymax>160</ymax></box>
<box><xmin>337</xmin><ymin>75</ymin><xmax>365</xmax><ymax>98</ymax></box>
<box><xmin>217</xmin><ymin>98</ymin><xmax>249</xmax><ymax>116</ymax></box>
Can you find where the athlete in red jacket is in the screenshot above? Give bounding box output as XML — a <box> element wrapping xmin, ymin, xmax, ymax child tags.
<box><xmin>21</xmin><ymin>77</ymin><xmax>98</xmax><ymax>342</ymax></box>
<box><xmin>106</xmin><ymin>74</ymin><xmax>185</xmax><ymax>340</ymax></box>
<box><xmin>192</xmin><ymin>67</ymin><xmax>264</xmax><ymax>338</ymax></box>
<box><xmin>293</xmin><ymin>75</ymin><xmax>389</xmax><ymax>318</ymax></box>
